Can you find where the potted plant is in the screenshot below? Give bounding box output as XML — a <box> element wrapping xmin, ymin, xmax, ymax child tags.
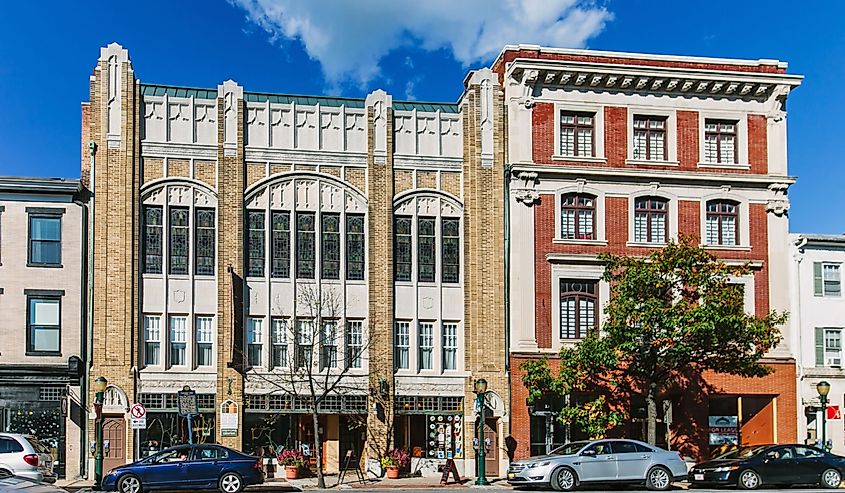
<box><xmin>278</xmin><ymin>449</ymin><xmax>306</xmax><ymax>479</ymax></box>
<box><xmin>380</xmin><ymin>449</ymin><xmax>409</xmax><ymax>479</ymax></box>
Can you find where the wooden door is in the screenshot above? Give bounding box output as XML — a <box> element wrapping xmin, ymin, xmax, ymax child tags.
<box><xmin>483</xmin><ymin>418</ymin><xmax>499</xmax><ymax>477</ymax></box>
<box><xmin>103</xmin><ymin>417</ymin><xmax>126</xmax><ymax>473</ymax></box>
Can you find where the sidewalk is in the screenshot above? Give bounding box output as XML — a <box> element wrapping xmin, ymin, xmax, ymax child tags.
<box><xmin>56</xmin><ymin>476</ymin><xmax>300</xmax><ymax>492</ymax></box>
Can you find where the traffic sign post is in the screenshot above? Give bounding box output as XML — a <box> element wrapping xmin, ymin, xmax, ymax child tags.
<box><xmin>129</xmin><ymin>403</ymin><xmax>147</xmax><ymax>461</ymax></box>
<box><xmin>177</xmin><ymin>386</ymin><xmax>199</xmax><ymax>445</ymax></box>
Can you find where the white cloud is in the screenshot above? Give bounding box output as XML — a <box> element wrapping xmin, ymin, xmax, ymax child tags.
<box><xmin>231</xmin><ymin>0</ymin><xmax>612</xmax><ymax>86</ymax></box>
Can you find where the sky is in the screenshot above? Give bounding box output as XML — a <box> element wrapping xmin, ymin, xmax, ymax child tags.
<box><xmin>0</xmin><ymin>0</ymin><xmax>842</xmax><ymax>234</ymax></box>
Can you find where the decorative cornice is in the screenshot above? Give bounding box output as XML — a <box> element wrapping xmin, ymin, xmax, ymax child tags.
<box><xmin>141</xmin><ymin>142</ymin><xmax>217</xmax><ymax>160</ymax></box>
<box><xmin>393</xmin><ymin>154</ymin><xmax>462</xmax><ymax>171</ymax></box>
<box><xmin>244</xmin><ymin>148</ymin><xmax>367</xmax><ymax>167</ymax></box>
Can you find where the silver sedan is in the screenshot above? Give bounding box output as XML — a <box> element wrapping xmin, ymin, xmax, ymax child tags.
<box><xmin>507</xmin><ymin>439</ymin><xmax>688</xmax><ymax>491</ymax></box>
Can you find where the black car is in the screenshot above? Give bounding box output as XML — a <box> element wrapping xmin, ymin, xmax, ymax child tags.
<box><xmin>690</xmin><ymin>444</ymin><xmax>845</xmax><ymax>489</ymax></box>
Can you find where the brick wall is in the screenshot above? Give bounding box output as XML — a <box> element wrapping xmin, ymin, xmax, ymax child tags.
<box><xmin>677</xmin><ymin>110</ymin><xmax>699</xmax><ymax>171</ymax></box>
<box><xmin>748</xmin><ymin>114</ymin><xmax>769</xmax><ymax>174</ymax></box>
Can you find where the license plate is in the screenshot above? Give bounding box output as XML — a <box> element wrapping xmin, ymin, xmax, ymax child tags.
<box><xmin>508</xmin><ymin>473</ymin><xmax>516</xmax><ymax>479</ymax></box>
<box><xmin>694</xmin><ymin>474</ymin><xmax>704</xmax><ymax>481</ymax></box>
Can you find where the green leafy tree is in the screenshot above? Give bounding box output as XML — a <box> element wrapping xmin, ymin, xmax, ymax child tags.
<box><xmin>523</xmin><ymin>237</ymin><xmax>785</xmax><ymax>445</ymax></box>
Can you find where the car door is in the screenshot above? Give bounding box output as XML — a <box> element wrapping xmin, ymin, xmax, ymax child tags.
<box><xmin>612</xmin><ymin>441</ymin><xmax>652</xmax><ymax>480</ymax></box>
<box><xmin>755</xmin><ymin>446</ymin><xmax>797</xmax><ymax>484</ymax></box>
<box><xmin>792</xmin><ymin>446</ymin><xmax>827</xmax><ymax>484</ymax></box>
<box><xmin>574</xmin><ymin>441</ymin><xmax>618</xmax><ymax>482</ymax></box>
<box><xmin>187</xmin><ymin>446</ymin><xmax>228</xmax><ymax>487</ymax></box>
<box><xmin>140</xmin><ymin>447</ymin><xmax>192</xmax><ymax>488</ymax></box>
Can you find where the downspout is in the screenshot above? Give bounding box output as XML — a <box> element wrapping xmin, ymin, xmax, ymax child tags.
<box><xmin>83</xmin><ymin>140</ymin><xmax>96</xmax><ymax>478</ymax></box>
<box><xmin>794</xmin><ymin>236</ymin><xmax>808</xmax><ymax>439</ymax></box>
<box><xmin>72</xmin><ymin>193</ymin><xmax>87</xmax><ymax>480</ymax></box>
<box><xmin>504</xmin><ymin>164</ymin><xmax>512</xmax><ymax>436</ymax></box>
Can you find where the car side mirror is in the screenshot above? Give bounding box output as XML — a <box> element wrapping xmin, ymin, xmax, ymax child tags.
<box><xmin>581</xmin><ymin>450</ymin><xmax>596</xmax><ymax>457</ymax></box>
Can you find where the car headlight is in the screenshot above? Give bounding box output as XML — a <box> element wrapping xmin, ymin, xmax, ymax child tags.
<box><xmin>528</xmin><ymin>461</ymin><xmax>551</xmax><ymax>468</ymax></box>
<box><xmin>713</xmin><ymin>466</ymin><xmax>739</xmax><ymax>472</ymax></box>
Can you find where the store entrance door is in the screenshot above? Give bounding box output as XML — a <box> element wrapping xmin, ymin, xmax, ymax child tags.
<box><xmin>483</xmin><ymin>418</ymin><xmax>498</xmax><ymax>477</ymax></box>
<box><xmin>103</xmin><ymin>417</ymin><xmax>126</xmax><ymax>473</ymax></box>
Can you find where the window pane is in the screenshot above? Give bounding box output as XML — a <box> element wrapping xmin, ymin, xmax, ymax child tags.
<box><xmin>296</xmin><ymin>213</ymin><xmax>315</xmax><ymax>279</ymax></box>
<box><xmin>144</xmin><ymin>206</ymin><xmax>163</xmax><ymax>274</ymax></box>
<box><xmin>442</xmin><ymin>218</ymin><xmax>460</xmax><ymax>283</ymax></box>
<box><xmin>32</xmin><ymin>327</ymin><xmax>60</xmax><ymax>352</ymax></box>
<box><xmin>320</xmin><ymin>321</ymin><xmax>338</xmax><ymax>369</ymax></box>
<box><xmin>31</xmin><ymin>299</ymin><xmax>60</xmax><ymax>325</ymax></box>
<box><xmin>30</xmin><ymin>217</ymin><xmax>61</xmax><ymax>240</ymax></box>
<box><xmin>247</xmin><ymin>318</ymin><xmax>263</xmax><ymax>367</ymax></box>
<box><xmin>144</xmin><ymin>315</ymin><xmax>161</xmax><ymax>366</ymax></box>
<box><xmin>30</xmin><ymin>216</ymin><xmax>62</xmax><ymax>265</ymax></box>
<box><xmin>633</xmin><ymin>131</ymin><xmax>647</xmax><ymax>159</ymax></box>
<box><xmin>418</xmin><ymin>322</ymin><xmax>433</xmax><ymax>370</ymax></box>
<box><xmin>443</xmin><ymin>323</ymin><xmax>458</xmax><ymax>371</ymax></box>
<box><xmin>247</xmin><ymin>211</ymin><xmax>265</xmax><ymax>277</ymax></box>
<box><xmin>824</xmin><ymin>264</ymin><xmax>842</xmax><ymax>296</ymax></box>
<box><xmin>394</xmin><ymin>216</ymin><xmax>412</xmax><ymax>281</ymax></box>
<box><xmin>271</xmin><ymin>212</ymin><xmax>290</xmax><ymax>278</ymax></box>
<box><xmin>169</xmin><ymin>208</ymin><xmax>189</xmax><ymax>275</ymax></box>
<box><xmin>346</xmin><ymin>215</ymin><xmax>365</xmax><ymax>281</ymax></box>
<box><xmin>195</xmin><ymin>209</ymin><xmax>215</xmax><ymax>276</ymax></box>
<box><xmin>395</xmin><ymin>322</ymin><xmax>409</xmax><ymax>369</ymax></box>
<box><xmin>170</xmin><ymin>316</ymin><xmax>187</xmax><ymax>366</ymax></box>
<box><xmin>196</xmin><ymin>317</ymin><xmax>213</xmax><ymax>366</ymax></box>
<box><xmin>346</xmin><ymin>320</ymin><xmax>363</xmax><ymax>369</ymax></box>
<box><xmin>418</xmin><ymin>217</ymin><xmax>436</xmax><ymax>282</ymax></box>
<box><xmin>321</xmin><ymin>214</ymin><xmax>341</xmax><ymax>280</ymax></box>
<box><xmin>559</xmin><ymin>280</ymin><xmax>597</xmax><ymax>339</ymax></box>
<box><xmin>296</xmin><ymin>319</ymin><xmax>313</xmax><ymax>368</ymax></box>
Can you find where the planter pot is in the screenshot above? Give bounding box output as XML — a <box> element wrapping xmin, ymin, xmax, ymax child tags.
<box><xmin>285</xmin><ymin>466</ymin><xmax>300</xmax><ymax>480</ymax></box>
<box><xmin>386</xmin><ymin>466</ymin><xmax>400</xmax><ymax>479</ymax></box>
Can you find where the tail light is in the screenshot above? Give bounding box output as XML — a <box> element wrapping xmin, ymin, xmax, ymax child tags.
<box><xmin>253</xmin><ymin>459</ymin><xmax>263</xmax><ymax>470</ymax></box>
<box><xmin>23</xmin><ymin>454</ymin><xmax>39</xmax><ymax>467</ymax></box>
<box><xmin>678</xmin><ymin>452</ymin><xmax>685</xmax><ymax>461</ymax></box>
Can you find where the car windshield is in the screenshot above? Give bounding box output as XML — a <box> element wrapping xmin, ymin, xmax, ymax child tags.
<box><xmin>550</xmin><ymin>441</ymin><xmax>591</xmax><ymax>455</ymax></box>
<box><xmin>717</xmin><ymin>446</ymin><xmax>769</xmax><ymax>459</ymax></box>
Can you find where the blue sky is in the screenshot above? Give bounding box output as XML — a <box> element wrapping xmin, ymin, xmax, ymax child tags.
<box><xmin>0</xmin><ymin>1</ymin><xmax>842</xmax><ymax>234</ymax></box>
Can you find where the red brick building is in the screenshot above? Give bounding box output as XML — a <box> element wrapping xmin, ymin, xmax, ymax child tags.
<box><xmin>499</xmin><ymin>45</ymin><xmax>802</xmax><ymax>461</ymax></box>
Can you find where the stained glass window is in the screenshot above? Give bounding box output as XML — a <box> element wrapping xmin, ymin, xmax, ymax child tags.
<box><xmin>321</xmin><ymin>213</ymin><xmax>340</xmax><ymax>280</ymax></box>
<box><xmin>418</xmin><ymin>217</ymin><xmax>436</xmax><ymax>282</ymax></box>
<box><xmin>442</xmin><ymin>218</ymin><xmax>460</xmax><ymax>283</ymax></box>
<box><xmin>271</xmin><ymin>212</ymin><xmax>290</xmax><ymax>278</ymax></box>
<box><xmin>144</xmin><ymin>206</ymin><xmax>163</xmax><ymax>274</ymax></box>
<box><xmin>346</xmin><ymin>214</ymin><xmax>365</xmax><ymax>281</ymax></box>
<box><xmin>297</xmin><ymin>213</ymin><xmax>315</xmax><ymax>279</ymax></box>
<box><xmin>247</xmin><ymin>211</ymin><xmax>265</xmax><ymax>277</ymax></box>
<box><xmin>169</xmin><ymin>207</ymin><xmax>189</xmax><ymax>275</ymax></box>
<box><xmin>394</xmin><ymin>216</ymin><xmax>412</xmax><ymax>282</ymax></box>
<box><xmin>195</xmin><ymin>209</ymin><xmax>215</xmax><ymax>276</ymax></box>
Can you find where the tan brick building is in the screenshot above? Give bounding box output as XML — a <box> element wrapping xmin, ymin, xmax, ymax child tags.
<box><xmin>84</xmin><ymin>43</ymin><xmax>508</xmax><ymax>478</ymax></box>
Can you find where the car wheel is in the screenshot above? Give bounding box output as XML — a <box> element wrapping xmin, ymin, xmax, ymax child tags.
<box><xmin>821</xmin><ymin>468</ymin><xmax>842</xmax><ymax>488</ymax></box>
<box><xmin>219</xmin><ymin>472</ymin><xmax>244</xmax><ymax>493</ymax></box>
<box><xmin>738</xmin><ymin>469</ymin><xmax>761</xmax><ymax>490</ymax></box>
<box><xmin>550</xmin><ymin>466</ymin><xmax>577</xmax><ymax>491</ymax></box>
<box><xmin>645</xmin><ymin>466</ymin><xmax>672</xmax><ymax>491</ymax></box>
<box><xmin>117</xmin><ymin>474</ymin><xmax>142</xmax><ymax>493</ymax></box>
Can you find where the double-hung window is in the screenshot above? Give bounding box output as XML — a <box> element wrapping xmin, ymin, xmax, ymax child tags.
<box><xmin>247</xmin><ymin>211</ymin><xmax>265</xmax><ymax>277</ymax></box>
<box><xmin>169</xmin><ymin>316</ymin><xmax>187</xmax><ymax>366</ymax></box>
<box><xmin>814</xmin><ymin>263</ymin><xmax>842</xmax><ymax>297</ymax></box>
<box><xmin>418</xmin><ymin>322</ymin><xmax>434</xmax><ymax>371</ymax></box>
<box><xmin>705</xmin><ymin>200</ymin><xmax>739</xmax><ymax>246</ymax></box>
<box><xmin>27</xmin><ymin>296</ymin><xmax>61</xmax><ymax>354</ymax></box>
<box><xmin>29</xmin><ymin>213</ymin><xmax>62</xmax><ymax>266</ymax></box>
<box><xmin>196</xmin><ymin>316</ymin><xmax>213</xmax><ymax>366</ymax></box>
<box><xmin>271</xmin><ymin>212</ymin><xmax>290</xmax><ymax>278</ymax></box>
<box><xmin>632</xmin><ymin>116</ymin><xmax>666</xmax><ymax>161</ymax></box>
<box><xmin>272</xmin><ymin>318</ymin><xmax>288</xmax><ymax>368</ymax></box>
<box><xmin>144</xmin><ymin>206</ymin><xmax>163</xmax><ymax>274</ymax></box>
<box><xmin>321</xmin><ymin>214</ymin><xmax>341</xmax><ymax>280</ymax></box>
<box><xmin>247</xmin><ymin>318</ymin><xmax>263</xmax><ymax>367</ymax></box>
<box><xmin>442</xmin><ymin>218</ymin><xmax>460</xmax><ymax>283</ymax></box>
<box><xmin>296</xmin><ymin>213</ymin><xmax>316</xmax><ymax>279</ymax></box>
<box><xmin>704</xmin><ymin>120</ymin><xmax>737</xmax><ymax>164</ymax></box>
<box><xmin>560</xmin><ymin>111</ymin><xmax>594</xmax><ymax>157</ymax></box>
<box><xmin>320</xmin><ymin>321</ymin><xmax>338</xmax><ymax>370</ymax></box>
<box><xmin>394</xmin><ymin>321</ymin><xmax>410</xmax><ymax>370</ymax></box>
<box><xmin>345</xmin><ymin>320</ymin><xmax>363</xmax><ymax>369</ymax></box>
<box><xmin>816</xmin><ymin>328</ymin><xmax>843</xmax><ymax>367</ymax></box>
<box><xmin>169</xmin><ymin>208</ymin><xmax>189</xmax><ymax>275</ymax></box>
<box><xmin>560</xmin><ymin>280</ymin><xmax>597</xmax><ymax>340</ymax></box>
<box><xmin>296</xmin><ymin>320</ymin><xmax>314</xmax><ymax>368</ymax></box>
<box><xmin>394</xmin><ymin>216</ymin><xmax>412</xmax><ymax>282</ymax></box>
<box><xmin>561</xmin><ymin>194</ymin><xmax>595</xmax><ymax>240</ymax></box>
<box><xmin>195</xmin><ymin>209</ymin><xmax>215</xmax><ymax>276</ymax></box>
<box><xmin>144</xmin><ymin>315</ymin><xmax>161</xmax><ymax>366</ymax></box>
<box><xmin>633</xmin><ymin>197</ymin><xmax>668</xmax><ymax>244</ymax></box>
<box><xmin>346</xmin><ymin>215</ymin><xmax>365</xmax><ymax>281</ymax></box>
<box><xmin>442</xmin><ymin>323</ymin><xmax>458</xmax><ymax>371</ymax></box>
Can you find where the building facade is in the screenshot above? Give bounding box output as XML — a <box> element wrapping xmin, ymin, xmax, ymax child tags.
<box><xmin>501</xmin><ymin>45</ymin><xmax>802</xmax><ymax>460</ymax></box>
<box><xmin>84</xmin><ymin>43</ymin><xmax>508</xmax><ymax>477</ymax></box>
<box><xmin>791</xmin><ymin>234</ymin><xmax>845</xmax><ymax>455</ymax></box>
<box><xmin>0</xmin><ymin>177</ymin><xmax>88</xmax><ymax>479</ymax></box>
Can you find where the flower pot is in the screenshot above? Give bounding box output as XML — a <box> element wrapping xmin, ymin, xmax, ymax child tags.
<box><xmin>386</xmin><ymin>466</ymin><xmax>400</xmax><ymax>479</ymax></box>
<box><xmin>285</xmin><ymin>466</ymin><xmax>300</xmax><ymax>479</ymax></box>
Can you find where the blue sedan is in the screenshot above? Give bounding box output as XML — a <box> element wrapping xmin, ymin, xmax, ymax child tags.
<box><xmin>102</xmin><ymin>444</ymin><xmax>264</xmax><ymax>493</ymax></box>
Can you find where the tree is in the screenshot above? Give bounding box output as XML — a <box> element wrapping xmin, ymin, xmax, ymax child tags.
<box><xmin>523</xmin><ymin>237</ymin><xmax>786</xmax><ymax>445</ymax></box>
<box><xmin>247</xmin><ymin>284</ymin><xmax>370</xmax><ymax>488</ymax></box>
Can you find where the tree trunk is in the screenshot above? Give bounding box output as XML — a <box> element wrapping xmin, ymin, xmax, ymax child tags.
<box><xmin>312</xmin><ymin>410</ymin><xmax>325</xmax><ymax>488</ymax></box>
<box><xmin>646</xmin><ymin>384</ymin><xmax>657</xmax><ymax>445</ymax></box>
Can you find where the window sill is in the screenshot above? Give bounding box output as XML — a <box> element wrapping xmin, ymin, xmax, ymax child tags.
<box><xmin>26</xmin><ymin>351</ymin><xmax>62</xmax><ymax>357</ymax></box>
<box><xmin>245</xmin><ymin>277</ymin><xmax>266</xmax><ymax>282</ymax></box>
<box><xmin>142</xmin><ymin>273</ymin><xmax>164</xmax><ymax>279</ymax></box>
<box><xmin>626</xmin><ymin>159</ymin><xmax>680</xmax><ymax>167</ymax></box>
<box><xmin>626</xmin><ymin>241</ymin><xmax>668</xmax><ymax>248</ymax></box>
<box><xmin>697</xmin><ymin>162</ymin><xmax>751</xmax><ymax>170</ymax></box>
<box><xmin>167</xmin><ymin>274</ymin><xmax>190</xmax><ymax>280</ymax></box>
<box><xmin>702</xmin><ymin>244</ymin><xmax>752</xmax><ymax>252</ymax></box>
<box><xmin>194</xmin><ymin>275</ymin><xmax>217</xmax><ymax>280</ymax></box>
<box><xmin>552</xmin><ymin>155</ymin><xmax>607</xmax><ymax>164</ymax></box>
<box><xmin>27</xmin><ymin>263</ymin><xmax>63</xmax><ymax>269</ymax></box>
<box><xmin>552</xmin><ymin>238</ymin><xmax>608</xmax><ymax>246</ymax></box>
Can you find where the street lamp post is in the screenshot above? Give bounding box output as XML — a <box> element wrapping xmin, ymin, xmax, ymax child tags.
<box><xmin>92</xmin><ymin>376</ymin><xmax>108</xmax><ymax>490</ymax></box>
<box><xmin>474</xmin><ymin>378</ymin><xmax>490</xmax><ymax>486</ymax></box>
<box><xmin>818</xmin><ymin>381</ymin><xmax>831</xmax><ymax>451</ymax></box>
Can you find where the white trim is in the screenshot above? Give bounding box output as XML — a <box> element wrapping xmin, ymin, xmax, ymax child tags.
<box><xmin>627</xmin><ymin>107</ymin><xmax>677</xmax><ymax>163</ymax></box>
<box><xmin>728</xmin><ymin>274</ymin><xmax>756</xmax><ymax>316</ymax></box>
<box><xmin>510</xmin><ymin>163</ymin><xmax>795</xmax><ymax>186</ymax></box>
<box><xmin>552</xmin><ymin>102</ymin><xmax>605</xmax><ymax>161</ymax></box>
<box><xmin>553</xmin><ymin>184</ymin><xmax>606</xmax><ymax>242</ymax></box>
<box><xmin>697</xmin><ymin>110</ymin><xmax>749</xmax><ymax>167</ymax></box>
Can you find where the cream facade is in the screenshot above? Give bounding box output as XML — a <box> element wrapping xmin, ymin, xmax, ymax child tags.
<box><xmin>0</xmin><ymin>177</ymin><xmax>88</xmax><ymax>479</ymax></box>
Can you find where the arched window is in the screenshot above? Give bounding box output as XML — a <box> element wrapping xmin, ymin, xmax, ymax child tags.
<box><xmin>633</xmin><ymin>197</ymin><xmax>668</xmax><ymax>244</ymax></box>
<box><xmin>561</xmin><ymin>194</ymin><xmax>596</xmax><ymax>240</ymax></box>
<box><xmin>560</xmin><ymin>279</ymin><xmax>597</xmax><ymax>339</ymax></box>
<box><xmin>705</xmin><ymin>200</ymin><xmax>739</xmax><ymax>246</ymax></box>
